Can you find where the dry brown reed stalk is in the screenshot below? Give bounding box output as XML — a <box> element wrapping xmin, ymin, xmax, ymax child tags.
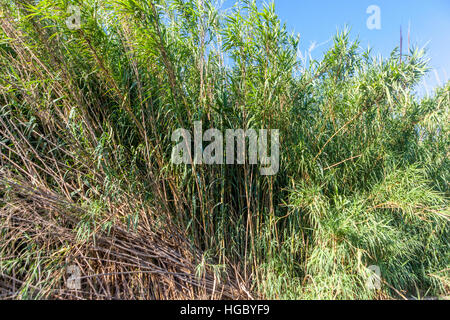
<box><xmin>0</xmin><ymin>175</ymin><xmax>247</xmax><ymax>299</ymax></box>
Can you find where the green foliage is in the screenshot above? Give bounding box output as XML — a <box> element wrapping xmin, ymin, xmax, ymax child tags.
<box><xmin>0</xmin><ymin>0</ymin><xmax>448</xmax><ymax>299</ymax></box>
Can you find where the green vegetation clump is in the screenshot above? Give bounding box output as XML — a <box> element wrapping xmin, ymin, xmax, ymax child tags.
<box><xmin>0</xmin><ymin>0</ymin><xmax>448</xmax><ymax>299</ymax></box>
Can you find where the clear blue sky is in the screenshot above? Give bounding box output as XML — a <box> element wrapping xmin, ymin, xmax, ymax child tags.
<box><xmin>221</xmin><ymin>0</ymin><xmax>450</xmax><ymax>95</ymax></box>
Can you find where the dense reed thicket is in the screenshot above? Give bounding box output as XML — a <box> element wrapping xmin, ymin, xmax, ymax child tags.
<box><xmin>0</xmin><ymin>0</ymin><xmax>448</xmax><ymax>299</ymax></box>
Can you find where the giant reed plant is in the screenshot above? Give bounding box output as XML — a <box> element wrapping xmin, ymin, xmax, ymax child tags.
<box><xmin>0</xmin><ymin>0</ymin><xmax>448</xmax><ymax>299</ymax></box>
